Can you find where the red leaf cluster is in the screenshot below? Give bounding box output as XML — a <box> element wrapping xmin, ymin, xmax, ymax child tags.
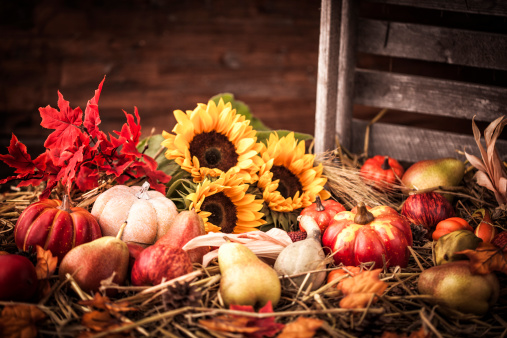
<box><xmin>0</xmin><ymin>78</ymin><xmax>170</xmax><ymax>198</ymax></box>
<box><xmin>199</xmin><ymin>301</ymin><xmax>284</xmax><ymax>338</ymax></box>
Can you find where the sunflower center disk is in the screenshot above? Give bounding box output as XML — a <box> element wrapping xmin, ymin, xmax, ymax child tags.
<box><xmin>201</xmin><ymin>192</ymin><xmax>238</xmax><ymax>233</ymax></box>
<box><xmin>270</xmin><ymin>165</ymin><xmax>303</xmax><ymax>199</ymax></box>
<box><xmin>189</xmin><ymin>131</ymin><xmax>238</xmax><ymax>172</ymax></box>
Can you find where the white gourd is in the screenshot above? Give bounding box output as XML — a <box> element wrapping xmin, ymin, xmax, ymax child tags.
<box><xmin>91</xmin><ymin>182</ymin><xmax>178</xmax><ymax>245</ymax></box>
<box><xmin>274</xmin><ymin>215</ymin><xmax>327</xmax><ymax>291</ymax></box>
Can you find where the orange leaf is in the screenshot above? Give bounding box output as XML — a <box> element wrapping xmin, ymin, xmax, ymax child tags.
<box><xmin>80</xmin><ymin>310</ymin><xmax>132</xmax><ymax>334</ymax></box>
<box><xmin>339</xmin><ymin>269</ymin><xmax>387</xmax><ymax>309</ymax></box>
<box><xmin>381</xmin><ymin>327</ymin><xmax>430</xmax><ymax>338</ymax></box>
<box><xmin>0</xmin><ymin>304</ymin><xmax>46</xmax><ymax>338</ymax></box>
<box><xmin>35</xmin><ymin>245</ymin><xmax>58</xmax><ymax>280</ymax></box>
<box><xmin>277</xmin><ymin>317</ymin><xmax>323</xmax><ymax>338</ymax></box>
<box><xmin>79</xmin><ymin>293</ymin><xmax>136</xmax><ymax>313</ymax></box>
<box><xmin>199</xmin><ymin>301</ymin><xmax>284</xmax><ymax>338</ymax></box>
<box><xmin>455</xmin><ymin>242</ymin><xmax>507</xmax><ymax>275</ymax></box>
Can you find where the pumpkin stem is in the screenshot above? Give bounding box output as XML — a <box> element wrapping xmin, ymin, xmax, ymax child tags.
<box><xmin>315</xmin><ymin>196</ymin><xmax>325</xmax><ymax>211</ymax></box>
<box><xmin>381</xmin><ymin>156</ymin><xmax>391</xmax><ymax>170</ymax></box>
<box><xmin>354</xmin><ymin>202</ymin><xmax>375</xmax><ymax>225</ymax></box>
<box><xmin>135</xmin><ymin>181</ymin><xmax>151</xmax><ymax>200</ymax></box>
<box><xmin>117</xmin><ymin>221</ymin><xmax>128</xmax><ymax>240</ymax></box>
<box><xmin>58</xmin><ymin>195</ymin><xmax>72</xmax><ymax>213</ymax></box>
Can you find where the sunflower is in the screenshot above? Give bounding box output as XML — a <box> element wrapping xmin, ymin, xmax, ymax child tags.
<box><xmin>257</xmin><ymin>132</ymin><xmax>331</xmax><ymax>214</ymax></box>
<box><xmin>161</xmin><ymin>98</ymin><xmax>263</xmax><ymax>184</ymax></box>
<box><xmin>185</xmin><ymin>171</ymin><xmax>265</xmax><ymax>233</ymax></box>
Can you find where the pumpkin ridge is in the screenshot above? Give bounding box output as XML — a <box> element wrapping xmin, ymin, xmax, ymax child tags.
<box><xmin>23</xmin><ymin>207</ymin><xmax>57</xmax><ymax>251</ymax></box>
<box><xmin>44</xmin><ymin>208</ymin><xmax>64</xmax><ymax>250</ymax></box>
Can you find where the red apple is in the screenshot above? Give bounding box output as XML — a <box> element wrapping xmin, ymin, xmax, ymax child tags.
<box><xmin>131</xmin><ymin>244</ymin><xmax>193</xmax><ymax>286</ymax></box>
<box><xmin>0</xmin><ymin>254</ymin><xmax>38</xmax><ymax>302</ymax></box>
<box><xmin>401</xmin><ymin>192</ymin><xmax>454</xmax><ymax>231</ymax></box>
<box><xmin>126</xmin><ymin>242</ymin><xmax>146</xmax><ymax>273</ymax></box>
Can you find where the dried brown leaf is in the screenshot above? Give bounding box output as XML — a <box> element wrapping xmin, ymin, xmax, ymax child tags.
<box><xmin>455</xmin><ymin>242</ymin><xmax>507</xmax><ymax>275</ymax></box>
<box><xmin>0</xmin><ymin>304</ymin><xmax>46</xmax><ymax>338</ymax></box>
<box><xmin>35</xmin><ymin>245</ymin><xmax>57</xmax><ymax>280</ymax></box>
<box><xmin>465</xmin><ymin>116</ymin><xmax>507</xmax><ymax>207</ymax></box>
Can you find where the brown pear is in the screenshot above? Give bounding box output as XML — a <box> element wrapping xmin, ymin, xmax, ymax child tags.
<box><xmin>59</xmin><ymin>222</ymin><xmax>129</xmax><ymax>295</ymax></box>
<box><xmin>155</xmin><ymin>209</ymin><xmax>209</xmax><ymax>264</ymax></box>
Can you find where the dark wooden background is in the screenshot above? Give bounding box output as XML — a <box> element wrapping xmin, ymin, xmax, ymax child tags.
<box><xmin>0</xmin><ymin>0</ymin><xmax>323</xmax><ymax>178</ymax></box>
<box><xmin>1</xmin><ymin>0</ymin><xmax>506</xmax><ymax>179</ymax></box>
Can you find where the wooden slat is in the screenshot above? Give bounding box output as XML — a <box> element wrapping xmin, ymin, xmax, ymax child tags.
<box><xmin>364</xmin><ymin>0</ymin><xmax>507</xmax><ymax>17</ymax></box>
<box><xmin>350</xmin><ymin>119</ymin><xmax>507</xmax><ymax>162</ymax></box>
<box><xmin>354</xmin><ymin>69</ymin><xmax>507</xmax><ymax>122</ymax></box>
<box><xmin>314</xmin><ymin>0</ymin><xmax>342</xmax><ymax>154</ymax></box>
<box><xmin>335</xmin><ymin>0</ymin><xmax>358</xmax><ymax>151</ymax></box>
<box><xmin>357</xmin><ymin>19</ymin><xmax>507</xmax><ymax>71</ymax></box>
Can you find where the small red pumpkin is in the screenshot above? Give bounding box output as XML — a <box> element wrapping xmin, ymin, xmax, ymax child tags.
<box><xmin>432</xmin><ymin>217</ymin><xmax>473</xmax><ymax>241</ymax></box>
<box><xmin>15</xmin><ymin>196</ymin><xmax>102</xmax><ymax>261</ymax></box>
<box><xmin>322</xmin><ymin>203</ymin><xmax>413</xmax><ymax>268</ymax></box>
<box><xmin>360</xmin><ymin>155</ymin><xmax>404</xmax><ymax>190</ymax></box>
<box><xmin>300</xmin><ymin>196</ymin><xmax>346</xmax><ymax>233</ymax></box>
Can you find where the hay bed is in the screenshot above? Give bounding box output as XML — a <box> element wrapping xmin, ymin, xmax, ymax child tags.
<box><xmin>1</xmin><ymin>165</ymin><xmax>507</xmax><ymax>338</ymax></box>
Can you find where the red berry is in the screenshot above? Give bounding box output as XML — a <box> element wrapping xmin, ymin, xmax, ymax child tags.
<box><xmin>287</xmin><ymin>231</ymin><xmax>307</xmax><ymax>242</ymax></box>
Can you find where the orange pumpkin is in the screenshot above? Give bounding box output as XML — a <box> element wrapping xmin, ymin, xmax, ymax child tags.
<box><xmin>15</xmin><ymin>196</ymin><xmax>102</xmax><ymax>261</ymax></box>
<box><xmin>432</xmin><ymin>217</ymin><xmax>473</xmax><ymax>241</ymax></box>
<box><xmin>322</xmin><ymin>203</ymin><xmax>413</xmax><ymax>268</ymax></box>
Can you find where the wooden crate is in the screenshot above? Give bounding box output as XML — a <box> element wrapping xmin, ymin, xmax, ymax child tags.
<box><xmin>314</xmin><ymin>0</ymin><xmax>507</xmax><ymax>162</ymax></box>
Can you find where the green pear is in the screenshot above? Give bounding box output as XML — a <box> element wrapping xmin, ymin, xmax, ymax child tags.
<box><xmin>401</xmin><ymin>157</ymin><xmax>465</xmax><ymax>199</ymax></box>
<box><xmin>218</xmin><ymin>241</ymin><xmax>281</xmax><ymax>308</ymax></box>
<box><xmin>418</xmin><ymin>260</ymin><xmax>499</xmax><ymax>315</ymax></box>
<box><xmin>59</xmin><ymin>222</ymin><xmax>130</xmax><ymax>295</ymax></box>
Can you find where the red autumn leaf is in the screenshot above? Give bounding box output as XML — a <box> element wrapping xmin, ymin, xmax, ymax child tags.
<box><xmin>83</xmin><ymin>76</ymin><xmax>104</xmax><ymax>139</ymax></box>
<box><xmin>113</xmin><ymin>108</ymin><xmax>143</xmax><ymax>157</ymax></box>
<box><xmin>339</xmin><ymin>268</ymin><xmax>387</xmax><ymax>309</ymax></box>
<box><xmin>455</xmin><ymin>242</ymin><xmax>507</xmax><ymax>275</ymax></box>
<box><xmin>0</xmin><ymin>304</ymin><xmax>46</xmax><ymax>338</ymax></box>
<box><xmin>0</xmin><ymin>134</ymin><xmax>39</xmax><ymax>174</ymax></box>
<box><xmin>0</xmin><ymin>79</ymin><xmax>171</xmax><ymax>196</ymax></box>
<box><xmin>199</xmin><ymin>301</ymin><xmax>284</xmax><ymax>338</ymax></box>
<box><xmin>40</xmin><ymin>92</ymin><xmax>84</xmax><ymax>150</ymax></box>
<box><xmin>277</xmin><ymin>317</ymin><xmax>323</xmax><ymax>338</ymax></box>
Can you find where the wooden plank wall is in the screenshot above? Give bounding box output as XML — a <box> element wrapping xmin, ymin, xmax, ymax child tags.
<box><xmin>0</xmin><ymin>0</ymin><xmax>321</xmax><ymax>178</ymax></box>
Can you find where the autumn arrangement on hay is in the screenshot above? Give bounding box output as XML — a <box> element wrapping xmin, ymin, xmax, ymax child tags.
<box><xmin>0</xmin><ymin>78</ymin><xmax>506</xmax><ymax>337</ymax></box>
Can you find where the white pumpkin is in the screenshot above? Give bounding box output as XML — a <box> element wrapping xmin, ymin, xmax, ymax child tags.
<box><xmin>91</xmin><ymin>182</ymin><xmax>178</xmax><ymax>245</ymax></box>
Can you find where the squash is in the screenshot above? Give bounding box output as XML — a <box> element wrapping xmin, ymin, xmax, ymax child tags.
<box><xmin>322</xmin><ymin>203</ymin><xmax>413</xmax><ymax>268</ymax></box>
<box><xmin>360</xmin><ymin>155</ymin><xmax>404</xmax><ymax>190</ymax></box>
<box><xmin>432</xmin><ymin>217</ymin><xmax>473</xmax><ymax>241</ymax></box>
<box><xmin>91</xmin><ymin>182</ymin><xmax>178</xmax><ymax>245</ymax></box>
<box><xmin>15</xmin><ymin>196</ymin><xmax>102</xmax><ymax>261</ymax></box>
<box><xmin>299</xmin><ymin>196</ymin><xmax>345</xmax><ymax>233</ymax></box>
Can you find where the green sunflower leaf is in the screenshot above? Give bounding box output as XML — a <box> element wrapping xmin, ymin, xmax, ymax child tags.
<box><xmin>256</xmin><ymin>130</ymin><xmax>314</xmax><ymax>145</ymax></box>
<box><xmin>138</xmin><ymin>134</ymin><xmax>189</xmax><ymax>179</ymax></box>
<box><xmin>209</xmin><ymin>93</ymin><xmax>271</xmax><ymax>131</ymax></box>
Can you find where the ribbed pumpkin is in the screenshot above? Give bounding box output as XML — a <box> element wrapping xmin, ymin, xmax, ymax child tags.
<box><xmin>322</xmin><ymin>203</ymin><xmax>413</xmax><ymax>268</ymax></box>
<box><xmin>15</xmin><ymin>196</ymin><xmax>102</xmax><ymax>261</ymax></box>
<box><xmin>91</xmin><ymin>182</ymin><xmax>178</xmax><ymax>245</ymax></box>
